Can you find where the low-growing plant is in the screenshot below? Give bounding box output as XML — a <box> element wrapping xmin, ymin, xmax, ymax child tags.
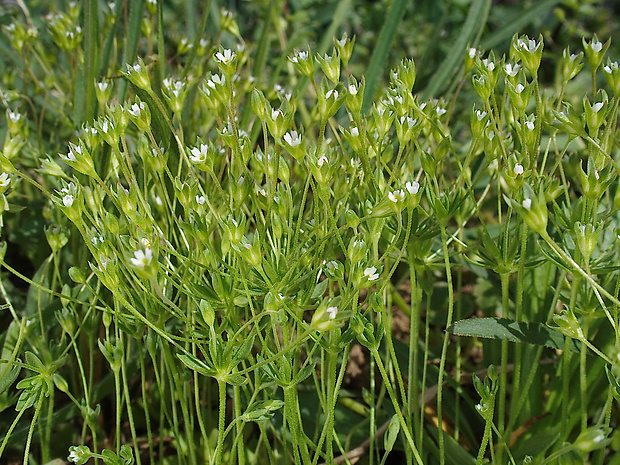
<box><xmin>1</xmin><ymin>1</ymin><xmax>620</xmax><ymax>465</ymax></box>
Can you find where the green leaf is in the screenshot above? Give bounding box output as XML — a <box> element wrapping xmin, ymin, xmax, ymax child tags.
<box><xmin>0</xmin><ymin>364</ymin><xmax>20</xmax><ymax>394</ymax></box>
<box><xmin>384</xmin><ymin>414</ymin><xmax>400</xmax><ymax>453</ymax></box>
<box><xmin>241</xmin><ymin>399</ymin><xmax>285</xmax><ymax>422</ymax></box>
<box><xmin>177</xmin><ymin>353</ymin><xmax>214</xmax><ymax>378</ymax></box>
<box><xmin>101</xmin><ymin>449</ymin><xmax>123</xmax><ymax>465</ymax></box>
<box><xmin>311</xmin><ymin>279</ymin><xmax>328</xmax><ymax>300</ymax></box>
<box><xmin>447</xmin><ymin>317</ymin><xmax>580</xmax><ymax>351</ymax></box>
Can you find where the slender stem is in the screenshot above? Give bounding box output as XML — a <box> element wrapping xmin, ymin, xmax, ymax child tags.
<box><xmin>437</xmin><ymin>223</ymin><xmax>454</xmax><ymax>465</ymax></box>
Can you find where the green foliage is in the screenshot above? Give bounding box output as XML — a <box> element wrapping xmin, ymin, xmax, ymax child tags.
<box><xmin>1</xmin><ymin>1</ymin><xmax>620</xmax><ymax>464</ymax></box>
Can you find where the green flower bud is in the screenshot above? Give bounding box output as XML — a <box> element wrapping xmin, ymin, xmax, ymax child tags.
<box><xmin>334</xmin><ymin>33</ymin><xmax>355</xmax><ymax>68</ymax></box>
<box><xmin>574</xmin><ymin>426</ymin><xmax>611</xmax><ymax>452</ymax></box>
<box><xmin>45</xmin><ymin>225</ymin><xmax>69</xmax><ymax>252</ymax></box>
<box><xmin>511</xmin><ymin>34</ymin><xmax>544</xmax><ymax>75</ymax></box>
<box><xmin>346</xmin><ymin>209</ymin><xmax>360</xmax><ymax>229</ymax></box>
<box><xmin>561</xmin><ymin>48</ymin><xmax>584</xmax><ymax>83</ymax></box>
<box><xmin>316</xmin><ymin>51</ymin><xmax>341</xmax><ymax>85</ymax></box>
<box><xmin>124</xmin><ymin>59</ymin><xmax>152</xmax><ymax>92</ymax></box>
<box><xmin>583</xmin><ymin>34</ymin><xmax>610</xmax><ymax>72</ymax></box>
<box><xmin>574</xmin><ymin>221</ymin><xmax>602</xmax><ymax>264</ymax></box>
<box><xmin>583</xmin><ymin>91</ymin><xmax>608</xmax><ymax>132</ymax></box>
<box><xmin>551</xmin><ymin>308</ymin><xmax>584</xmax><ymax>341</ymax></box>
<box><xmin>68</xmin><ymin>266</ymin><xmax>85</xmax><ymax>284</ymax></box>
<box><xmin>60</xmin><ymin>141</ymin><xmax>96</xmax><ymax>177</ymax></box>
<box><xmin>603</xmin><ymin>60</ymin><xmax>620</xmax><ymax>96</ymax></box>
<box><xmin>289</xmin><ymin>49</ymin><xmax>314</xmax><ymax>78</ymax></box>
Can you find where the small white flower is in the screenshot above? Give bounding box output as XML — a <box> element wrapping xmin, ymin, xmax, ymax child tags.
<box><xmin>482</xmin><ymin>59</ymin><xmax>495</xmax><ymax>71</ymax></box>
<box><xmin>476</xmin><ymin>110</ymin><xmax>487</xmax><ymax>120</ymax></box>
<box><xmin>215</xmin><ymin>49</ymin><xmax>236</xmax><ymax>64</ymax></box>
<box><xmin>364</xmin><ymin>266</ymin><xmax>380</xmax><ymax>281</ymax></box>
<box><xmin>154</xmin><ymin>196</ymin><xmax>162</xmax><ymax>206</ymax></box>
<box><xmin>189</xmin><ymin>144</ymin><xmax>209</xmax><ymax>163</ymax></box>
<box><xmin>525</xmin><ymin>121</ymin><xmax>535</xmax><ymax>131</ymax></box>
<box><xmin>326</xmin><ymin>306</ymin><xmax>338</xmax><ymax>319</ymax></box>
<box><xmin>325</xmin><ymin>89</ymin><xmax>338</xmax><ymax>100</ymax></box>
<box><xmin>388</xmin><ymin>190</ymin><xmax>406</xmax><ymax>202</ymax></box>
<box><xmin>406</xmin><ymin>181</ymin><xmax>420</xmax><ymax>194</ymax></box>
<box><xmin>515</xmin><ymin>83</ymin><xmax>525</xmax><ymax>94</ymax></box>
<box><xmin>211</xmin><ymin>74</ymin><xmax>225</xmax><ymax>86</ymax></box>
<box><xmin>604</xmin><ymin>62</ymin><xmax>618</xmax><ymax>74</ymax></box>
<box><xmin>63</xmin><ymin>194</ymin><xmax>74</xmax><ymax>208</ymax></box>
<box><xmin>283</xmin><ymin>130</ymin><xmax>302</xmax><ymax>147</ymax></box>
<box><xmin>519</xmin><ymin>38</ymin><xmax>540</xmax><ymax>53</ymax></box>
<box><xmin>590</xmin><ymin>39</ymin><xmax>603</xmax><ymax>53</ymax></box>
<box><xmin>271</xmin><ymin>109</ymin><xmax>283</xmax><ymax>120</ymax></box>
<box><xmin>522</xmin><ymin>198</ymin><xmax>532</xmax><ymax>209</ymax></box>
<box><xmin>132</xmin><ymin>63</ymin><xmax>141</xmax><ymax>73</ymax></box>
<box><xmin>130</xmin><ymin>248</ymin><xmax>153</xmax><ymax>268</ymax></box>
<box><xmin>68</xmin><ymin>450</ymin><xmax>80</xmax><ymax>463</ymax></box>
<box><xmin>504</xmin><ymin>63</ymin><xmax>520</xmax><ymax>77</ymax></box>
<box><xmin>317</xmin><ymin>155</ymin><xmax>328</xmax><ymax>167</ymax></box>
<box><xmin>0</xmin><ymin>173</ymin><xmax>10</xmax><ymax>187</ymax></box>
<box><xmin>8</xmin><ymin>111</ymin><xmax>21</xmax><ymax>123</ymax></box>
<box><xmin>195</xmin><ymin>195</ymin><xmax>206</xmax><ymax>205</ymax></box>
<box><xmin>468</xmin><ymin>48</ymin><xmax>477</xmax><ymax>58</ymax></box>
<box><xmin>592</xmin><ymin>102</ymin><xmax>604</xmax><ymax>112</ymax></box>
<box><xmin>348</xmin><ymin>84</ymin><xmax>358</xmax><ymax>95</ymax></box>
<box><xmin>350</xmin><ymin>126</ymin><xmax>359</xmax><ymax>136</ymax></box>
<box><xmin>128</xmin><ymin>102</ymin><xmax>144</xmax><ymax>117</ymax></box>
<box><xmin>436</xmin><ymin>107</ymin><xmax>447</xmax><ymax>116</ymax></box>
<box><xmin>514</xmin><ymin>163</ymin><xmax>524</xmax><ymax>175</ymax></box>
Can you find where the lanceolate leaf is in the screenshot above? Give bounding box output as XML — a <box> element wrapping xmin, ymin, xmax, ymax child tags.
<box><xmin>447</xmin><ymin>317</ymin><xmax>580</xmax><ymax>351</ymax></box>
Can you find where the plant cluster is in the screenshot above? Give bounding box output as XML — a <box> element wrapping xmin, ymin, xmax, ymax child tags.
<box><xmin>1</xmin><ymin>1</ymin><xmax>620</xmax><ymax>465</ymax></box>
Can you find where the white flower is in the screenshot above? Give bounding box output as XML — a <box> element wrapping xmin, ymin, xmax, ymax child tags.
<box><xmin>290</xmin><ymin>50</ymin><xmax>309</xmax><ymax>63</ymax></box>
<box><xmin>68</xmin><ymin>449</ymin><xmax>81</xmax><ymax>463</ymax></box>
<box><xmin>504</xmin><ymin>63</ymin><xmax>520</xmax><ymax>76</ymax></box>
<box><xmin>515</xmin><ymin>83</ymin><xmax>525</xmax><ymax>93</ymax></box>
<box><xmin>468</xmin><ymin>48</ymin><xmax>477</xmax><ymax>58</ymax></box>
<box><xmin>604</xmin><ymin>62</ymin><xmax>618</xmax><ymax>74</ymax></box>
<box><xmin>271</xmin><ymin>109</ymin><xmax>283</xmax><ymax>120</ymax></box>
<box><xmin>475</xmin><ymin>110</ymin><xmax>487</xmax><ymax>120</ymax></box>
<box><xmin>350</xmin><ymin>127</ymin><xmax>359</xmax><ymax>136</ymax></box>
<box><xmin>195</xmin><ymin>195</ymin><xmax>206</xmax><ymax>205</ymax></box>
<box><xmin>406</xmin><ymin>181</ymin><xmax>420</xmax><ymax>194</ymax></box>
<box><xmin>592</xmin><ymin>102</ymin><xmax>604</xmax><ymax>112</ymax></box>
<box><xmin>0</xmin><ymin>173</ymin><xmax>10</xmax><ymax>188</ymax></box>
<box><xmin>482</xmin><ymin>59</ymin><xmax>495</xmax><ymax>71</ymax></box>
<box><xmin>317</xmin><ymin>155</ymin><xmax>328</xmax><ymax>167</ymax></box>
<box><xmin>189</xmin><ymin>144</ymin><xmax>209</xmax><ymax>163</ymax></box>
<box><xmin>348</xmin><ymin>84</ymin><xmax>358</xmax><ymax>95</ymax></box>
<box><xmin>128</xmin><ymin>102</ymin><xmax>145</xmax><ymax>117</ymax></box>
<box><xmin>215</xmin><ymin>49</ymin><xmax>236</xmax><ymax>64</ymax></box>
<box><xmin>210</xmin><ymin>74</ymin><xmax>225</xmax><ymax>86</ymax></box>
<box><xmin>388</xmin><ymin>190</ymin><xmax>406</xmax><ymax>202</ymax></box>
<box><xmin>325</xmin><ymin>89</ymin><xmax>338</xmax><ymax>100</ymax></box>
<box><xmin>130</xmin><ymin>248</ymin><xmax>153</xmax><ymax>268</ymax></box>
<box><xmin>326</xmin><ymin>306</ymin><xmax>338</xmax><ymax>319</ymax></box>
<box><xmin>590</xmin><ymin>39</ymin><xmax>603</xmax><ymax>53</ymax></box>
<box><xmin>283</xmin><ymin>130</ymin><xmax>302</xmax><ymax>147</ymax></box>
<box><xmin>524</xmin><ymin>121</ymin><xmax>535</xmax><ymax>131</ymax></box>
<box><xmin>63</xmin><ymin>194</ymin><xmax>74</xmax><ymax>208</ymax></box>
<box><xmin>518</xmin><ymin>38</ymin><xmax>540</xmax><ymax>53</ymax></box>
<box><xmin>522</xmin><ymin>198</ymin><xmax>532</xmax><ymax>209</ymax></box>
<box><xmin>132</xmin><ymin>63</ymin><xmax>141</xmax><ymax>73</ymax></box>
<box><xmin>436</xmin><ymin>107</ymin><xmax>447</xmax><ymax>116</ymax></box>
<box><xmin>514</xmin><ymin>163</ymin><xmax>524</xmax><ymax>175</ymax></box>
<box><xmin>364</xmin><ymin>266</ymin><xmax>380</xmax><ymax>281</ymax></box>
<box><xmin>8</xmin><ymin>111</ymin><xmax>21</xmax><ymax>123</ymax></box>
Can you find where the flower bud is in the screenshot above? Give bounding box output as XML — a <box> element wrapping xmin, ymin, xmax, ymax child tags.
<box><xmin>583</xmin><ymin>34</ymin><xmax>610</xmax><ymax>72</ymax></box>
<box><xmin>316</xmin><ymin>51</ymin><xmax>341</xmax><ymax>85</ymax></box>
<box><xmin>334</xmin><ymin>33</ymin><xmax>355</xmax><ymax>68</ymax></box>
<box><xmin>561</xmin><ymin>48</ymin><xmax>584</xmax><ymax>83</ymax></box>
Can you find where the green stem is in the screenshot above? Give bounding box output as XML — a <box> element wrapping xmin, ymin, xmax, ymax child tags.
<box><xmin>437</xmin><ymin>223</ymin><xmax>455</xmax><ymax>465</ymax></box>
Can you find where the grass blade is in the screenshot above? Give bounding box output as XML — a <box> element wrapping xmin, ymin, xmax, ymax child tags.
<box><xmin>421</xmin><ymin>0</ymin><xmax>491</xmax><ymax>99</ymax></box>
<box><xmin>362</xmin><ymin>0</ymin><xmax>409</xmax><ymax>113</ymax></box>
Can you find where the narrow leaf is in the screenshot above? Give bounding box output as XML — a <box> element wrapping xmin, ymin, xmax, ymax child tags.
<box><xmin>362</xmin><ymin>0</ymin><xmax>409</xmax><ymax>113</ymax></box>
<box><xmin>422</xmin><ymin>0</ymin><xmax>491</xmax><ymax>98</ymax></box>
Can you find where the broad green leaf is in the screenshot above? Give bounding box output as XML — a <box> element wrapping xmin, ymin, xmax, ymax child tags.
<box><xmin>447</xmin><ymin>317</ymin><xmax>580</xmax><ymax>351</ymax></box>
